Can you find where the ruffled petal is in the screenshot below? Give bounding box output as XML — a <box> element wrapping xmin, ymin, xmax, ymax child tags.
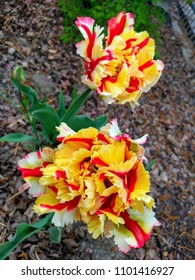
<box><xmin>112</xmin><ymin>207</ymin><xmax>160</xmax><ymax>252</ymax></box>
<box><xmin>18</xmin><ymin>148</ymin><xmax>54</xmax><ymax>196</ymax></box>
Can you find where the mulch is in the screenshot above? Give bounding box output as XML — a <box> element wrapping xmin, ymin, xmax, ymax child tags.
<box><xmin>0</xmin><ymin>0</ymin><xmax>194</xmax><ymax>260</ymax></box>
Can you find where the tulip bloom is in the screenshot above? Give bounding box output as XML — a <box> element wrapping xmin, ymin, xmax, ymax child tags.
<box><xmin>75</xmin><ymin>12</ymin><xmax>164</xmax><ymax>106</ymax></box>
<box><xmin>18</xmin><ymin>121</ymin><xmax>159</xmax><ymax>251</ymax></box>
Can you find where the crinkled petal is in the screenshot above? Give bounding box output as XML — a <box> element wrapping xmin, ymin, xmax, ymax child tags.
<box><xmin>112</xmin><ymin>207</ymin><xmax>159</xmax><ymax>252</ymax></box>
<box><xmin>106</xmin><ymin>11</ymin><xmax>134</xmax><ymax>45</ymax></box>
<box><xmin>18</xmin><ymin>148</ymin><xmax>54</xmax><ymax>196</ymax></box>
<box><xmin>56</xmin><ymin>122</ymin><xmax>76</xmax><ymax>142</ymax></box>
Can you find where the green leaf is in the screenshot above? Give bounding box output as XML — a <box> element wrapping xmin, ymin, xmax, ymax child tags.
<box><xmin>31</xmin><ymin>105</ymin><xmax>60</xmax><ymax>125</ymax></box>
<box><xmin>0</xmin><ymin>133</ymin><xmax>36</xmax><ymax>143</ymax></box>
<box><xmin>72</xmin><ymin>84</ymin><xmax>78</xmax><ymax>100</ymax></box>
<box><xmin>0</xmin><ymin>213</ymin><xmax>54</xmax><ymax>260</ymax></box>
<box><xmin>13</xmin><ymin>66</ymin><xmax>25</xmax><ymax>82</ymax></box>
<box><xmin>61</xmin><ymin>88</ymin><xmax>91</xmax><ymax>122</ymax></box>
<box><xmin>11</xmin><ymin>77</ymin><xmax>39</xmax><ymax>104</ymax></box>
<box><xmin>22</xmin><ymin>96</ymin><xmax>29</xmax><ymax>110</ymax></box>
<box><xmin>68</xmin><ymin>114</ymin><xmax>108</xmax><ymax>131</ymax></box>
<box><xmin>57</xmin><ymin>89</ymin><xmax>66</xmax><ymax>118</ymax></box>
<box><xmin>32</xmin><ymin>109</ymin><xmax>60</xmax><ymax>144</ymax></box>
<box><xmin>145</xmin><ymin>159</ymin><xmax>156</xmax><ymax>171</ymax></box>
<box><xmin>48</xmin><ymin>226</ymin><xmax>61</xmax><ymax>243</ymax></box>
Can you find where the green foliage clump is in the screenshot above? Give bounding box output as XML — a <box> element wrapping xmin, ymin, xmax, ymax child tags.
<box><xmin>0</xmin><ymin>67</ymin><xmax>107</xmax><ymax>149</ymax></box>
<box><xmin>58</xmin><ymin>0</ymin><xmax>165</xmax><ymax>45</ymax></box>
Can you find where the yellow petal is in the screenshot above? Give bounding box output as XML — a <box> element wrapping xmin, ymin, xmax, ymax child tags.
<box><xmin>101</xmin><ymin>210</ymin><xmax>124</xmax><ymax>225</ymax></box>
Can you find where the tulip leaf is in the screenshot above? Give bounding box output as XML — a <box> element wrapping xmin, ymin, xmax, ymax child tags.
<box><xmin>57</xmin><ymin>89</ymin><xmax>66</xmax><ymax>118</ymax></box>
<box><xmin>145</xmin><ymin>159</ymin><xmax>156</xmax><ymax>171</ymax></box>
<box><xmin>0</xmin><ymin>133</ymin><xmax>36</xmax><ymax>143</ymax></box>
<box><xmin>31</xmin><ymin>109</ymin><xmax>60</xmax><ymax>144</ymax></box>
<box><xmin>13</xmin><ymin>66</ymin><xmax>26</xmax><ymax>82</ymax></box>
<box><xmin>72</xmin><ymin>84</ymin><xmax>78</xmax><ymax>100</ymax></box>
<box><xmin>30</xmin><ymin>104</ymin><xmax>60</xmax><ymax>125</ymax></box>
<box><xmin>61</xmin><ymin>88</ymin><xmax>91</xmax><ymax>122</ymax></box>
<box><xmin>48</xmin><ymin>226</ymin><xmax>62</xmax><ymax>243</ymax></box>
<box><xmin>11</xmin><ymin>77</ymin><xmax>39</xmax><ymax>104</ymax></box>
<box><xmin>0</xmin><ymin>213</ymin><xmax>54</xmax><ymax>260</ymax></box>
<box><xmin>68</xmin><ymin>114</ymin><xmax>108</xmax><ymax>131</ymax></box>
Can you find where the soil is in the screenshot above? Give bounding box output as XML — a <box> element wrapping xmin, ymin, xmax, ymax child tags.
<box><xmin>0</xmin><ymin>0</ymin><xmax>194</xmax><ymax>260</ymax></box>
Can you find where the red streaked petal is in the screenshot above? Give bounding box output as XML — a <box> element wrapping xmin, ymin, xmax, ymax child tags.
<box><xmin>97</xmin><ymin>133</ymin><xmax>110</xmax><ymax>144</ymax></box>
<box><xmin>63</xmin><ymin>137</ymin><xmax>94</xmax><ymax>149</ymax></box>
<box><xmin>66</xmin><ymin>182</ymin><xmax>80</xmax><ymax>191</ymax></box>
<box><xmin>40</xmin><ymin>203</ymin><xmax>66</xmax><ymax>211</ymax></box>
<box><xmin>120</xmin><ymin>210</ymin><xmax>150</xmax><ymax>247</ymax></box>
<box><xmin>99</xmin><ymin>193</ymin><xmax>117</xmax><ymax>212</ymax></box>
<box><xmin>40</xmin><ymin>196</ymin><xmax>80</xmax><ymax>211</ymax></box>
<box><xmin>126</xmin><ymin>77</ymin><xmax>140</xmax><ymax>93</ymax></box>
<box><xmin>100</xmin><ymin>74</ymin><xmax>118</xmax><ymax>86</ymax></box>
<box><xmin>99</xmin><ymin>172</ymin><xmax>106</xmax><ymax>181</ymax></box>
<box><xmin>75</xmin><ymin>17</ymin><xmax>95</xmax><ymax>34</ymax></box>
<box><xmin>109</xmin><ymin>169</ymin><xmax>129</xmax><ymax>177</ymax></box>
<box><xmin>66</xmin><ymin>196</ymin><xmax>81</xmax><ymax>211</ymax></box>
<box><xmin>57</xmin><ymin>136</ymin><xmax>65</xmax><ymax>142</ymax></box>
<box><xmin>42</xmin><ymin>161</ymin><xmax>52</xmax><ymax>168</ymax></box>
<box><xmin>106</xmin><ymin>12</ymin><xmax>134</xmax><ymax>46</ymax></box>
<box><xmin>90</xmin><ymin>53</ymin><xmax>112</xmax><ymax>73</ymax></box>
<box><xmin>91</xmin><ymin>157</ymin><xmax>109</xmax><ymax>167</ymax></box>
<box><xmin>125</xmin><ymin>38</ymin><xmax>137</xmax><ymax>50</ymax></box>
<box><xmin>18</xmin><ymin>166</ymin><xmax>42</xmax><ymax>178</ymax></box>
<box><xmin>75</xmin><ymin>17</ymin><xmax>95</xmax><ymax>58</ymax></box>
<box><xmin>126</xmin><ymin>167</ymin><xmax>137</xmax><ymax>200</ymax></box>
<box><xmin>48</xmin><ymin>186</ymin><xmax>58</xmax><ymax>193</ymax></box>
<box><xmin>98</xmin><ymin>207</ymin><xmax>114</xmax><ymax>215</ymax></box>
<box><xmin>133</xmin><ymin>37</ymin><xmax>149</xmax><ymax>53</ymax></box>
<box><xmin>87</xmin><ymin>33</ymin><xmax>96</xmax><ymax>59</ymax></box>
<box><xmin>37</xmin><ymin>150</ymin><xmax>42</xmax><ymax>159</ymax></box>
<box><xmin>55</xmin><ymin>170</ymin><xmax>66</xmax><ymax>180</ymax></box>
<box><xmin>139</xmin><ymin>60</ymin><xmax>154</xmax><ymax>72</ymax></box>
<box><xmin>107</xmin><ymin>12</ymin><xmax>126</xmax><ymax>45</ymax></box>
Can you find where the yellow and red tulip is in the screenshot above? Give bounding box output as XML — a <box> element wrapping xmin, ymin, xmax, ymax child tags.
<box><xmin>18</xmin><ymin>120</ymin><xmax>159</xmax><ymax>251</ymax></box>
<box><xmin>75</xmin><ymin>12</ymin><xmax>164</xmax><ymax>106</ymax></box>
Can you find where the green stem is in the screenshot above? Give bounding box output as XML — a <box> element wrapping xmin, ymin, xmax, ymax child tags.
<box><xmin>17</xmin><ymin>87</ymin><xmax>32</xmax><ymax>125</ymax></box>
<box><xmin>16</xmin><ymin>84</ymin><xmax>40</xmax><ymax>145</ymax></box>
<box><xmin>30</xmin><ymin>119</ymin><xmax>40</xmax><ymax>146</ymax></box>
<box><xmin>61</xmin><ymin>88</ymin><xmax>91</xmax><ymax>122</ymax></box>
